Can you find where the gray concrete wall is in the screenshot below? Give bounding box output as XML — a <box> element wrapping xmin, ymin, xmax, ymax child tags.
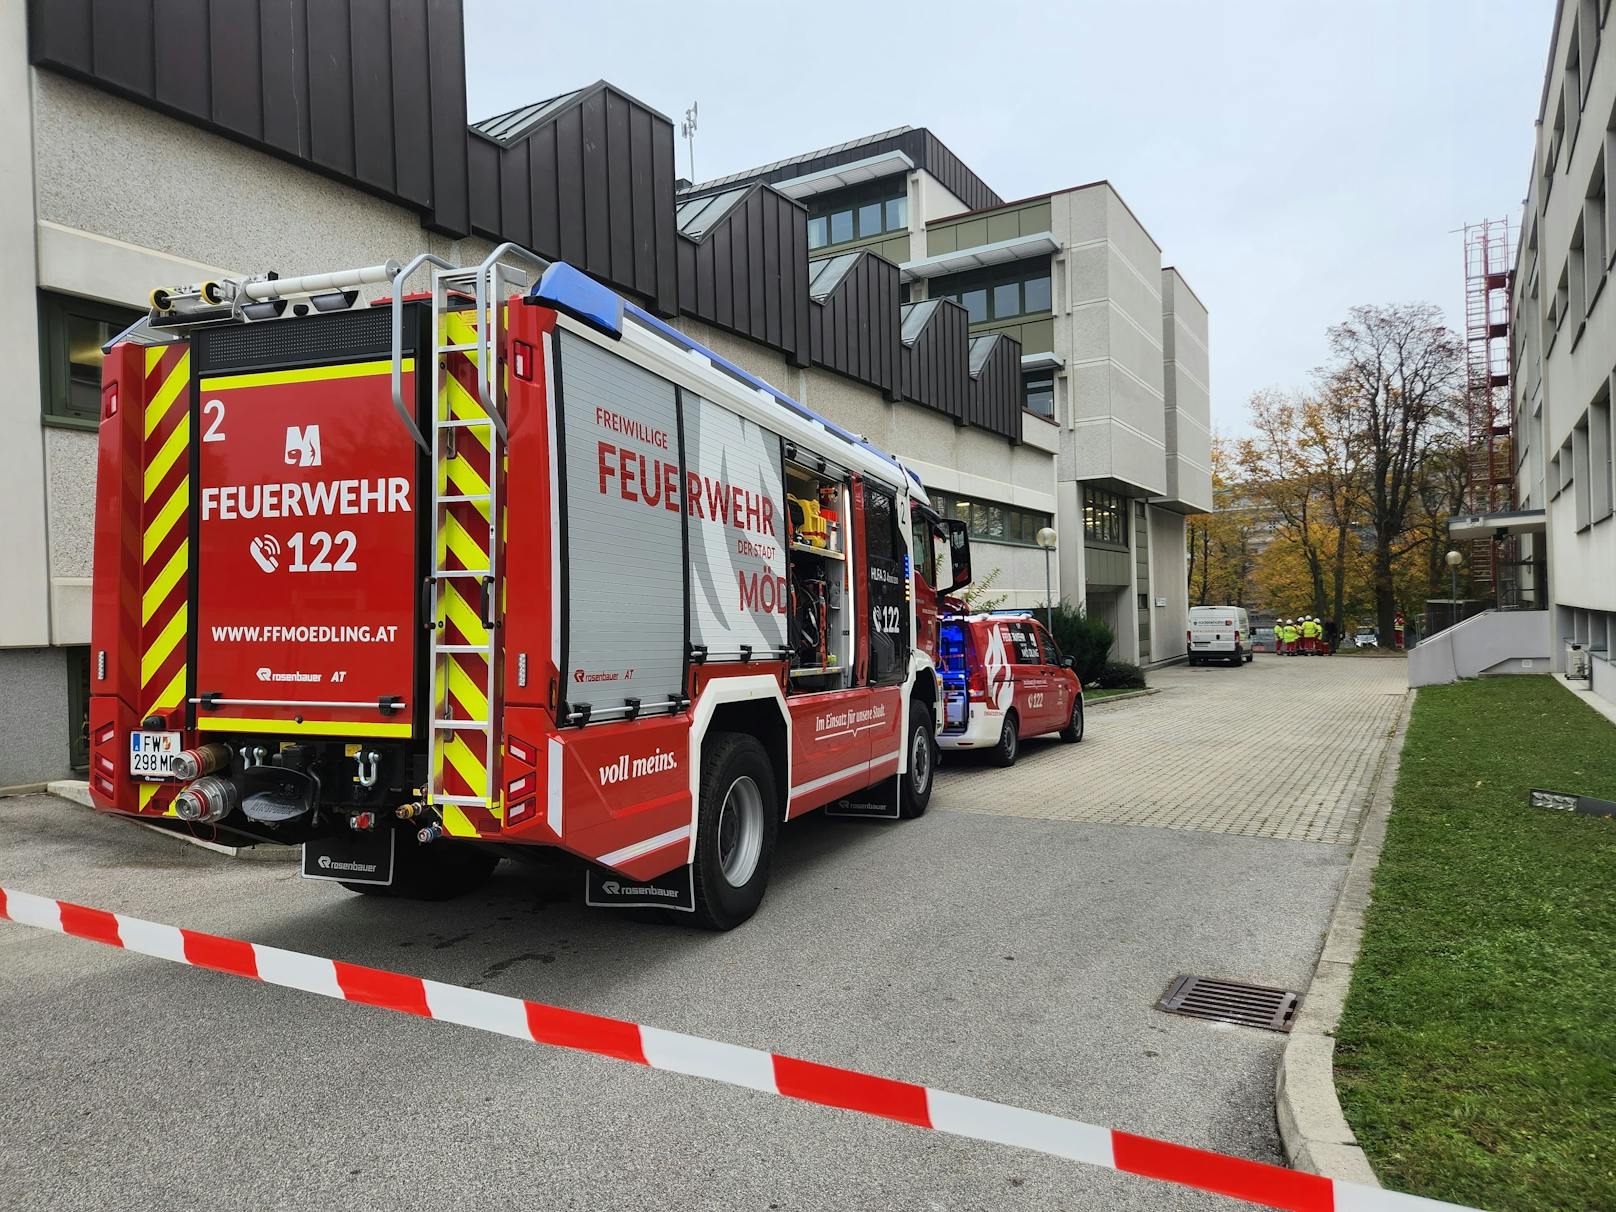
<box><xmin>1513</xmin><ymin>1</ymin><xmax>1616</xmax><ymax>620</ymax></box>
<box><xmin>1162</xmin><ymin>268</ymin><xmax>1213</xmax><ymax>514</ymax></box>
<box><xmin>0</xmin><ymin>7</ymin><xmax>49</xmax><ymax>650</ymax></box>
<box><xmin>0</xmin><ymin>648</ymin><xmax>72</xmax><ymax>786</ymax></box>
<box><xmin>1148</xmin><ymin>506</ymin><xmax>1189</xmax><ymax>661</ymax></box>
<box><xmin>1407</xmin><ymin>609</ymin><xmax>1552</xmax><ymax>687</ymax></box>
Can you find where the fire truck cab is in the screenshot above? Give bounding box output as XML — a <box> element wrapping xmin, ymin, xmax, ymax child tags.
<box><xmin>88</xmin><ymin>247</ymin><xmax>971</xmax><ymax>929</ymax></box>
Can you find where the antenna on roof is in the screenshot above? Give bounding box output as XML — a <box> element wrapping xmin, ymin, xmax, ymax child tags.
<box><xmin>680</xmin><ymin>102</ymin><xmax>698</xmax><ymax>183</ymax></box>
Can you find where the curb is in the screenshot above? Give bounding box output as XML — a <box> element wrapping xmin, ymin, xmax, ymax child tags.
<box><xmin>1085</xmin><ymin>688</ymin><xmax>1160</xmax><ymax>707</ymax></box>
<box><xmin>1273</xmin><ymin>691</ymin><xmax>1413</xmax><ymax>1185</ymax></box>
<box><xmin>45</xmin><ymin>781</ymin><xmax>296</xmax><ymax>864</ymax></box>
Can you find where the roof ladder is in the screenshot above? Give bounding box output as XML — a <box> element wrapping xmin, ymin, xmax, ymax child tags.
<box><xmin>419</xmin><ymin>246</ymin><xmax>546</xmax><ymax>824</ymax></box>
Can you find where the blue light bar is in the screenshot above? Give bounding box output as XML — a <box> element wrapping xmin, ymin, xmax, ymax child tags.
<box><xmin>528</xmin><ymin>260</ymin><xmax>922</xmax><ymax>486</ymax></box>
<box><xmin>530</xmin><ymin>263</ymin><xmax>623</xmax><ymax>337</ymax></box>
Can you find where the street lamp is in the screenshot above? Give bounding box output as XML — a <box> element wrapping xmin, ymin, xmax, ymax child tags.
<box><xmin>1036</xmin><ymin>526</ymin><xmax>1058</xmax><ymax>631</ymax></box>
<box><xmin>1446</xmin><ymin>549</ymin><xmax>1463</xmax><ymax>630</ymax></box>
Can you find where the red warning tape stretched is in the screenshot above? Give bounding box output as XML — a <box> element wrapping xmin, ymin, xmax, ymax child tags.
<box><xmin>0</xmin><ymin>886</ymin><xmax>1479</xmax><ymax>1211</ymax></box>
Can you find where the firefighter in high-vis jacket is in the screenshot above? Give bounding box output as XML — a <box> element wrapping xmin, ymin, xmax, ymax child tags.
<box><xmin>1303</xmin><ymin>616</ymin><xmax>1321</xmax><ymax>654</ymax></box>
<box><xmin>1279</xmin><ymin>619</ymin><xmax>1296</xmax><ymax>655</ymax></box>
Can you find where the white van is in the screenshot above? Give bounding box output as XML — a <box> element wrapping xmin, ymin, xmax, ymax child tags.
<box><xmin>1188</xmin><ymin>606</ymin><xmax>1252</xmax><ymax>666</ymax></box>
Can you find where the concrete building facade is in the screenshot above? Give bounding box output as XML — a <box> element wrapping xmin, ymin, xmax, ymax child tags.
<box><xmin>685</xmin><ymin>154</ymin><xmax>1214</xmax><ymax>668</ymax></box>
<box><xmin>1509</xmin><ymin>0</ymin><xmax>1616</xmax><ymax>706</ymax></box>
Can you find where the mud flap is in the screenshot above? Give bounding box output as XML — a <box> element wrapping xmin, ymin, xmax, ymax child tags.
<box><xmin>584</xmin><ymin>864</ymin><xmax>695</xmax><ymax>912</ymax></box>
<box><xmin>824</xmin><ymin>774</ymin><xmax>901</xmax><ymax>820</ymax></box>
<box><xmin>303</xmin><ymin>830</ymin><xmax>395</xmax><ymax>887</ymax></box>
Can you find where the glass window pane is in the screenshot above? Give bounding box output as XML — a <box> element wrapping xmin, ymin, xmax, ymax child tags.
<box><xmin>66</xmin><ymin>313</ymin><xmax>108</xmax><ymax>418</ymax></box>
<box><xmin>885</xmin><ymin>195</ymin><xmax>907</xmax><ymax>230</ymax></box>
<box><xmin>829</xmin><ymin>210</ymin><xmax>853</xmax><ymax>244</ymax></box>
<box><xmin>1023</xmin><ymin>274</ymin><xmax>1051</xmax><ymax>313</ymax></box>
<box><xmin>961</xmin><ymin>288</ymin><xmax>988</xmax><ymax>323</ymax></box>
<box><xmin>969</xmin><ymin>502</ymin><xmax>990</xmax><ymax>536</ymax></box>
<box><xmin>1024</xmin><ymin>373</ymin><xmax>1054</xmax><ymax>419</ymax></box>
<box><xmin>987</xmin><ymin>505</ymin><xmax>1004</xmax><ymax>538</ymax></box>
<box><xmin>807</xmin><ymin>216</ymin><xmax>828</xmax><ymax>249</ymax></box>
<box><xmin>857</xmin><ymin>201</ymin><xmax>883</xmax><ymax>236</ymax></box>
<box><xmin>992</xmin><ymin>282</ymin><xmax>1020</xmax><ymax>318</ymax></box>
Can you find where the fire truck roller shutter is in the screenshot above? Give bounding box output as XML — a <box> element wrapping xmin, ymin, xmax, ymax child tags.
<box><xmin>558</xmin><ymin>332</ymin><xmax>686</xmax><ymax>718</ymax></box>
<box><xmin>684</xmin><ymin>395</ymin><xmax>787</xmax><ymax>661</ymax></box>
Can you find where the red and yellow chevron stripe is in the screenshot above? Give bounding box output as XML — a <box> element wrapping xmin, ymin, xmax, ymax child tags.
<box><xmin>137</xmin><ymin>345</ymin><xmax>192</xmax><ymax>816</ymax></box>
<box><xmin>431</xmin><ymin>308</ymin><xmax>504</xmax><ymax>838</ymax></box>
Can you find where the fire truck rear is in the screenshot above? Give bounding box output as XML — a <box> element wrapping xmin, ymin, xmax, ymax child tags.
<box><xmin>88</xmin><ymin>247</ymin><xmax>971</xmax><ymax>928</ymax></box>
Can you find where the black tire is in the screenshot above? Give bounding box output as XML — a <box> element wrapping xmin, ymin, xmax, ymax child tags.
<box><xmin>343</xmin><ymin>834</ymin><xmax>499</xmax><ymax>901</ymax></box>
<box><xmin>1228</xmin><ymin>648</ymin><xmax>1242</xmax><ymax>667</ymax></box>
<box><xmin>899</xmin><ymin>700</ymin><xmax>936</xmax><ymax>819</ymax></box>
<box><xmin>690</xmin><ymin>732</ymin><xmax>779</xmax><ymax>931</ymax></box>
<box><xmin>993</xmin><ymin>712</ymin><xmax>1020</xmax><ymax>768</ymax></box>
<box><xmin>1059</xmin><ymin>696</ymin><xmax>1085</xmax><ymax>743</ymax></box>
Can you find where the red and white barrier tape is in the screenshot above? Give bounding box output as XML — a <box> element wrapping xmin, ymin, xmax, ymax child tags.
<box><xmin>0</xmin><ymin>885</ymin><xmax>1478</xmax><ymax>1212</ymax></box>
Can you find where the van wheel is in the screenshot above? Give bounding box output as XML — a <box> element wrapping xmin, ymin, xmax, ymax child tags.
<box><xmin>1060</xmin><ymin>698</ymin><xmax>1085</xmax><ymax>743</ymax></box>
<box><xmin>899</xmin><ymin>701</ymin><xmax>935</xmax><ymax>819</ymax></box>
<box><xmin>343</xmin><ymin>836</ymin><xmax>499</xmax><ymax>901</ymax></box>
<box><xmin>1229</xmin><ymin>647</ymin><xmax>1243</xmax><ymax>667</ymax></box>
<box><xmin>993</xmin><ymin>712</ymin><xmax>1020</xmax><ymax>768</ymax></box>
<box><xmin>690</xmin><ymin>732</ymin><xmax>778</xmax><ymax>931</ymax></box>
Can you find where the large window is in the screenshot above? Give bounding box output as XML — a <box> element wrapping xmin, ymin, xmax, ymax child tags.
<box><xmin>929</xmin><ymin>257</ymin><xmax>1053</xmax><ymax>325</ymax></box>
<box><xmin>1024</xmin><ymin>371</ymin><xmax>1054</xmax><ymax>420</ymax></box>
<box><xmin>933</xmin><ymin>492</ymin><xmax>1051</xmax><ymax>547</ymax></box>
<box><xmin>1083</xmin><ymin>487</ymin><xmax>1127</xmax><ymax>547</ymax></box>
<box><xmin>39</xmin><ymin>291</ymin><xmax>142</xmax><ymax>427</ymax></box>
<box><xmin>806</xmin><ymin>180</ymin><xmax>908</xmax><ymax>251</ymax></box>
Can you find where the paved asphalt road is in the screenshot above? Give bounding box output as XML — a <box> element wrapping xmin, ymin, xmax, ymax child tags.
<box><xmin>0</xmin><ymin>658</ymin><xmax>1405</xmax><ymax>1211</ymax></box>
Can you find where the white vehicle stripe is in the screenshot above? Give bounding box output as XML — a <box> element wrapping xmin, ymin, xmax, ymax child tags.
<box><xmin>596</xmin><ymin>824</ymin><xmax>692</xmax><ymax>869</ymax></box>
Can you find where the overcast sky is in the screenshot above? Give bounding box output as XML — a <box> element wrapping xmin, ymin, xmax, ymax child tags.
<box><xmin>464</xmin><ymin>1</ymin><xmax>1552</xmax><ymax>437</ymax></box>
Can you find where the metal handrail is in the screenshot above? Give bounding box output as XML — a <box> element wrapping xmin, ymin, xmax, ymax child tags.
<box><xmin>390</xmin><ymin>253</ymin><xmax>455</xmax><ymax>453</ymax></box>
<box><xmin>472</xmin><ymin>243</ymin><xmax>552</xmax><ymax>442</ymax></box>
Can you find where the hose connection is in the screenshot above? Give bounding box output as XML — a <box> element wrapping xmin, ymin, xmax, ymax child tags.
<box><xmin>171</xmin><ymin>743</ymin><xmax>232</xmax><ymax>782</ymax></box>
<box><xmin>174</xmin><ymin>775</ymin><xmax>237</xmax><ymax>824</ymax></box>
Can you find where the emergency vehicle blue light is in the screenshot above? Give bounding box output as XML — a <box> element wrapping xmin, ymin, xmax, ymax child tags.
<box><xmin>530</xmin><ymin>263</ymin><xmax>623</xmax><ymax>337</ymax></box>
<box><xmin>621</xmin><ymin>300</ymin><xmax>905</xmax><ymax>475</ymax></box>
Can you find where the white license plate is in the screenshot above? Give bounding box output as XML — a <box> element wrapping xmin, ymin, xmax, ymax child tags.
<box><xmin>129</xmin><ymin>730</ymin><xmax>183</xmax><ymax>780</ymax></box>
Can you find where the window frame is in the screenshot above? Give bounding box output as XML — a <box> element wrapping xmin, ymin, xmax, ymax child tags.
<box><xmin>38</xmin><ymin>290</ymin><xmax>144</xmax><ymax>430</ymax></box>
<box><xmin>929</xmin><ymin>257</ymin><xmax>1055</xmax><ymax>325</ymax></box>
<box><xmin>1082</xmin><ymin>486</ymin><xmax>1128</xmax><ymax>548</ymax></box>
<box><xmin>1023</xmin><ymin>371</ymin><xmax>1055</xmax><ymax>420</ymax></box>
<box><xmin>934</xmin><ymin>492</ymin><xmax>1052</xmax><ymax>549</ymax></box>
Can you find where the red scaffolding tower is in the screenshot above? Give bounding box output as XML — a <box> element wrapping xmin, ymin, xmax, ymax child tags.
<box><xmin>1462</xmin><ymin>218</ymin><xmax>1515</xmax><ymax>597</ymax></box>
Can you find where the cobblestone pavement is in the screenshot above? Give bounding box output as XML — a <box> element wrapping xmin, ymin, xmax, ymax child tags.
<box><xmin>936</xmin><ymin>653</ymin><xmax>1409</xmax><ymax>844</ymax></box>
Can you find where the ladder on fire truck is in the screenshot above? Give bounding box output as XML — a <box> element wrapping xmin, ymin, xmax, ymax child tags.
<box><xmin>391</xmin><ymin>245</ymin><xmax>548</xmax><ymax>817</ymax></box>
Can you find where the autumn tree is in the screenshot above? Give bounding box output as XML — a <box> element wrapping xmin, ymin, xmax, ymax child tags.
<box><xmin>1234</xmin><ymin>390</ymin><xmax>1361</xmax><ymax>632</ymax></box>
<box><xmin>1322</xmin><ymin>304</ymin><xmax>1463</xmax><ymax>640</ymax></box>
<box><xmin>1186</xmin><ymin>438</ymin><xmax>1260</xmax><ymax>607</ymax></box>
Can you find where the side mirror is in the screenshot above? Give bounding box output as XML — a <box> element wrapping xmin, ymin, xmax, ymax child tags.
<box><xmin>944</xmin><ymin>519</ymin><xmax>972</xmax><ymax>594</ymax></box>
<box><xmin>1062</xmin><ymin>656</ymin><xmax>1075</xmax><ymax>669</ymax></box>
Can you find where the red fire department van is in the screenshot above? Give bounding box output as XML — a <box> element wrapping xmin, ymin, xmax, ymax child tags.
<box><xmin>88</xmin><ymin>246</ymin><xmax>971</xmax><ymax>929</ymax></box>
<box><xmin>936</xmin><ymin>613</ymin><xmax>1083</xmax><ymax>766</ymax></box>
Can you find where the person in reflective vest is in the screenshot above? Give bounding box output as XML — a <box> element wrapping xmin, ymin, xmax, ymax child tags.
<box><xmin>1280</xmin><ymin>619</ymin><xmax>1296</xmax><ymax>655</ymax></box>
<box><xmin>1304</xmin><ymin>616</ymin><xmax>1321</xmax><ymax>654</ymax></box>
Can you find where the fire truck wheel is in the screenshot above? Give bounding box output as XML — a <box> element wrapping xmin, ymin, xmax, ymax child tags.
<box><xmin>993</xmin><ymin>712</ymin><xmax>1020</xmax><ymax>768</ymax></box>
<box><xmin>691</xmin><ymin>732</ymin><xmax>779</xmax><ymax>930</ymax></box>
<box><xmin>342</xmin><ymin>836</ymin><xmax>499</xmax><ymax>901</ymax></box>
<box><xmin>1060</xmin><ymin>697</ymin><xmax>1085</xmax><ymax>743</ymax></box>
<box><xmin>898</xmin><ymin>701</ymin><xmax>935</xmax><ymax>819</ymax></box>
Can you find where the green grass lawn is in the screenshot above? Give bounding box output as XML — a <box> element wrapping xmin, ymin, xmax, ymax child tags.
<box><xmin>1334</xmin><ymin>676</ymin><xmax>1616</xmax><ymax>1211</ymax></box>
<box><xmin>1085</xmin><ymin>686</ymin><xmax>1148</xmax><ymax>701</ymax></box>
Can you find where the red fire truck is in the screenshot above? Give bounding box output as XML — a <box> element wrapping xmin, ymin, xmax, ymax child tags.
<box><xmin>88</xmin><ymin>246</ymin><xmax>972</xmax><ymax>929</ymax></box>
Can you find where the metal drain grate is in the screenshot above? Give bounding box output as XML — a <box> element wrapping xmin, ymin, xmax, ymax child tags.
<box><xmin>1156</xmin><ymin>975</ymin><xmax>1300</xmax><ymax>1032</ymax></box>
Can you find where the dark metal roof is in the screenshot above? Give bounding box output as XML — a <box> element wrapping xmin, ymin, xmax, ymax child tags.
<box><xmin>688</xmin><ymin>127</ymin><xmax>914</xmax><ymax>193</ymax></box>
<box><xmin>684</xmin><ymin>127</ymin><xmax>1002</xmax><ymax>213</ymax></box>
<box><xmin>471</xmin><ymin>90</ymin><xmax>584</xmax><ymax>145</ymax></box>
<box><xmin>807</xmin><ymin>252</ymin><xmax>863</xmax><ymax>302</ymax></box>
<box><xmin>676</xmin><ymin>186</ymin><xmax>751</xmax><ymax>239</ymax></box>
<box><xmin>900</xmin><ymin>299</ymin><xmax>945</xmax><ymax>346</ymax></box>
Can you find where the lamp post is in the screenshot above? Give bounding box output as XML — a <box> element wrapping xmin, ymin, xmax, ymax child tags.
<box><xmin>1036</xmin><ymin>527</ymin><xmax>1058</xmax><ymax>631</ymax></box>
<box><xmin>1446</xmin><ymin>549</ymin><xmax>1463</xmax><ymax>630</ymax></box>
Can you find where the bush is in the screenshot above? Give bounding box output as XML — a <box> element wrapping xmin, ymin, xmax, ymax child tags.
<box><xmin>1098</xmin><ymin>660</ymin><xmax>1147</xmax><ymax>690</ymax></box>
<box><xmin>1047</xmin><ymin>600</ymin><xmax>1112</xmax><ymax>686</ymax></box>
